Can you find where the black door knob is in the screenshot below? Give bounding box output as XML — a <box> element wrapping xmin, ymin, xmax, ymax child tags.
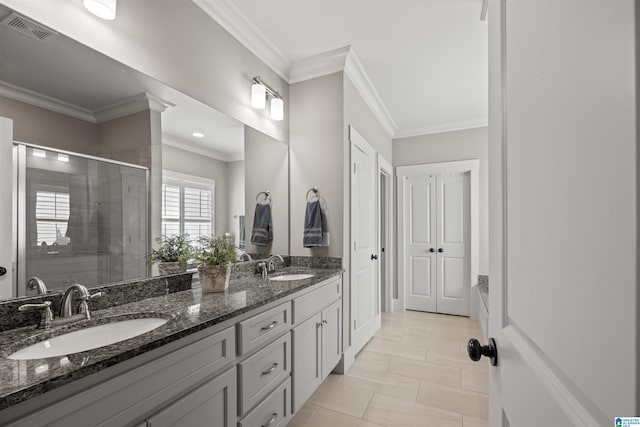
<box><xmin>371</xmin><ymin>254</ymin><xmax>378</xmax><ymax>260</ymax></box>
<box><xmin>429</xmin><ymin>248</ymin><xmax>435</xmax><ymax>253</ymax></box>
<box><xmin>0</xmin><ymin>267</ymin><xmax>6</xmax><ymax>276</ymax></box>
<box><xmin>467</xmin><ymin>337</ymin><xmax>498</xmax><ymax>366</ymax></box>
<box><xmin>437</xmin><ymin>248</ymin><xmax>444</xmax><ymax>253</ymax></box>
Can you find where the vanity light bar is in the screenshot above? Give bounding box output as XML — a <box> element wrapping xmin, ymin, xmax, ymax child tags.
<box><xmin>252</xmin><ymin>76</ymin><xmax>282</xmax><ymax>101</ymax></box>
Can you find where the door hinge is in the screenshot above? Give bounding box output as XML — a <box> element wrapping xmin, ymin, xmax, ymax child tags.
<box><xmin>353</xmin><ymin>320</ymin><xmax>356</xmax><ymax>330</ymax></box>
<box><xmin>353</xmin><ymin>241</ymin><xmax>356</xmax><ymax>252</ymax></box>
<box><xmin>353</xmin><ymin>163</ymin><xmax>356</xmax><ymax>174</ymax></box>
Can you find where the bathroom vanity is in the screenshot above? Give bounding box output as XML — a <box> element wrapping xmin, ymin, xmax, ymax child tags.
<box><xmin>0</xmin><ymin>263</ymin><xmax>343</xmax><ymax>427</ymax></box>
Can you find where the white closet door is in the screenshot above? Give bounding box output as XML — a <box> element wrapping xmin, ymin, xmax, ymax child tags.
<box><xmin>403</xmin><ymin>174</ymin><xmax>437</xmax><ymax>312</ymax></box>
<box><xmin>435</xmin><ymin>172</ymin><xmax>470</xmax><ymax>316</ymax></box>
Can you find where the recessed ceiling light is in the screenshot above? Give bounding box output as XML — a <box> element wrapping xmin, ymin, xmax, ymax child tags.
<box><xmin>83</xmin><ymin>0</ymin><xmax>117</xmax><ymax>20</ymax></box>
<box><xmin>192</xmin><ymin>132</ymin><xmax>205</xmax><ymax>138</ymax></box>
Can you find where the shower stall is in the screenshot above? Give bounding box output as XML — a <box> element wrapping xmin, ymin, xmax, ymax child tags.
<box><xmin>14</xmin><ymin>143</ymin><xmax>149</xmax><ymax>297</ymax></box>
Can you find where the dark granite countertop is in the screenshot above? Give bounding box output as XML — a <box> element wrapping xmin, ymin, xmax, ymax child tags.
<box><xmin>0</xmin><ymin>266</ymin><xmax>343</xmax><ymax>411</ymax></box>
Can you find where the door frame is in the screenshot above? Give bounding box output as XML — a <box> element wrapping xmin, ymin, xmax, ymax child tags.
<box><xmin>377</xmin><ymin>153</ymin><xmax>393</xmax><ymax>313</ymax></box>
<box><xmin>396</xmin><ymin>159</ymin><xmax>479</xmax><ymax>312</ymax></box>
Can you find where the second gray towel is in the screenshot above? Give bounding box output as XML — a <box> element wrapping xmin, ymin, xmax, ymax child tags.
<box><xmin>303</xmin><ymin>200</ymin><xmax>323</xmax><ymax>247</ymax></box>
<box><xmin>251</xmin><ymin>203</ymin><xmax>272</xmax><ymax>246</ymax></box>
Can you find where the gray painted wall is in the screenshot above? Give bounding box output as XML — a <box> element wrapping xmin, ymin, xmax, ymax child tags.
<box><xmin>393</xmin><ymin>127</ymin><xmax>489</xmax><ymax>275</ymax></box>
<box><xmin>289</xmin><ymin>73</ymin><xmax>344</xmax><ymax>258</ymax></box>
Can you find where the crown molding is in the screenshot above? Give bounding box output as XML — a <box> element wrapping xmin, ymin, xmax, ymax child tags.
<box><xmin>393</xmin><ymin>120</ymin><xmax>488</xmax><ymax>139</ymax></box>
<box><xmin>163</xmin><ymin>134</ymin><xmax>243</xmax><ymax>162</ymax></box>
<box><xmin>94</xmin><ymin>93</ymin><xmax>174</xmax><ymax>123</ymax></box>
<box><xmin>192</xmin><ymin>0</ymin><xmax>291</xmax><ymax>81</ymax></box>
<box><xmin>289</xmin><ymin>46</ymin><xmax>350</xmax><ymax>84</ymax></box>
<box><xmin>0</xmin><ymin>80</ymin><xmax>96</xmax><ymax>123</ymax></box>
<box><xmin>289</xmin><ymin>46</ymin><xmax>397</xmax><ymax>138</ymax></box>
<box><xmin>343</xmin><ymin>49</ymin><xmax>397</xmax><ymax>138</ymax></box>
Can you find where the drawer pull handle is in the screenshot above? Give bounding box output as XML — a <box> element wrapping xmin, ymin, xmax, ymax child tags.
<box><xmin>261</xmin><ymin>321</ymin><xmax>278</xmax><ymax>332</ymax></box>
<box><xmin>262</xmin><ymin>413</ymin><xmax>278</xmax><ymax>427</ymax></box>
<box><xmin>261</xmin><ymin>363</ymin><xmax>278</xmax><ymax>376</ymax></box>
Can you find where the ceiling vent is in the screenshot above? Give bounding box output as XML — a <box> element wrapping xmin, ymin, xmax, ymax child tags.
<box><xmin>1</xmin><ymin>12</ymin><xmax>57</xmax><ymax>41</ymax></box>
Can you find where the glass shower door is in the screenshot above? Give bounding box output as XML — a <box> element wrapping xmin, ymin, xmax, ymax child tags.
<box><xmin>15</xmin><ymin>143</ymin><xmax>149</xmax><ymax>296</ymax></box>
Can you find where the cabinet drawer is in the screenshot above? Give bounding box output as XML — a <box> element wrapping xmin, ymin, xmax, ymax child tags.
<box><xmin>239</xmin><ymin>378</ymin><xmax>291</xmax><ymax>427</ymax></box>
<box><xmin>238</xmin><ymin>301</ymin><xmax>291</xmax><ymax>355</ymax></box>
<box><xmin>238</xmin><ymin>333</ymin><xmax>291</xmax><ymax>416</ymax></box>
<box><xmin>292</xmin><ymin>278</ymin><xmax>340</xmax><ymax>324</ymax></box>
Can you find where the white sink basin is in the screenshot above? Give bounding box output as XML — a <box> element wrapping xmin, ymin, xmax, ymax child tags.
<box><xmin>8</xmin><ymin>317</ymin><xmax>168</xmax><ymax>360</ymax></box>
<box><xmin>269</xmin><ymin>273</ymin><xmax>315</xmax><ymax>282</ymax></box>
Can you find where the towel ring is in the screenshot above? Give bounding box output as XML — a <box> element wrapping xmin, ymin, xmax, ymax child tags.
<box><xmin>256</xmin><ymin>191</ymin><xmax>271</xmax><ymax>205</ymax></box>
<box><xmin>306</xmin><ymin>186</ymin><xmax>319</xmax><ymax>202</ymax></box>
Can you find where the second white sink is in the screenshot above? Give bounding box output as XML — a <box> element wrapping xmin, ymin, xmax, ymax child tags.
<box><xmin>269</xmin><ymin>273</ymin><xmax>315</xmax><ymax>282</ymax></box>
<box><xmin>8</xmin><ymin>317</ymin><xmax>169</xmax><ymax>360</ymax></box>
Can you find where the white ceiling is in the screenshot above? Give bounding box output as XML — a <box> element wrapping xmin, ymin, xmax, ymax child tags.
<box><xmin>207</xmin><ymin>0</ymin><xmax>488</xmax><ymax>137</ymax></box>
<box><xmin>0</xmin><ymin>5</ymin><xmax>244</xmax><ymax>160</ymax></box>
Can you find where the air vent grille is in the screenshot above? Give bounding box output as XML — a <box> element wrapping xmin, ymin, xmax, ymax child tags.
<box><xmin>1</xmin><ymin>12</ymin><xmax>56</xmax><ymax>41</ymax></box>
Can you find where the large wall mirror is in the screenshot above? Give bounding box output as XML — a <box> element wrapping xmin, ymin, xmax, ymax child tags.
<box><xmin>0</xmin><ymin>5</ymin><xmax>289</xmax><ymax>300</ymax></box>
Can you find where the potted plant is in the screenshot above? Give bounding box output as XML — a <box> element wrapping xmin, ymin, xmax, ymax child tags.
<box><xmin>195</xmin><ymin>235</ymin><xmax>236</xmax><ymax>292</ymax></box>
<box><xmin>147</xmin><ymin>234</ymin><xmax>193</xmax><ymax>275</ymax></box>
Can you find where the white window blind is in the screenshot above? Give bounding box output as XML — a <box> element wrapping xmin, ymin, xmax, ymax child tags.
<box><xmin>35</xmin><ymin>191</ymin><xmax>70</xmax><ymax>245</ymax></box>
<box><xmin>162</xmin><ymin>172</ymin><xmax>214</xmax><ymax>241</ymax></box>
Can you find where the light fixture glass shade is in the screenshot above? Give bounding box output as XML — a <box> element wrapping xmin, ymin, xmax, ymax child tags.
<box><xmin>83</xmin><ymin>0</ymin><xmax>117</xmax><ymax>20</ymax></box>
<box><xmin>271</xmin><ymin>97</ymin><xmax>284</xmax><ymax>121</ymax></box>
<box><xmin>251</xmin><ymin>83</ymin><xmax>266</xmax><ymax>109</ymax></box>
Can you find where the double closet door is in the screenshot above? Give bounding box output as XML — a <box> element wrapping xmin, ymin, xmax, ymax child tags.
<box><xmin>402</xmin><ymin>171</ymin><xmax>470</xmax><ymax>316</ymax></box>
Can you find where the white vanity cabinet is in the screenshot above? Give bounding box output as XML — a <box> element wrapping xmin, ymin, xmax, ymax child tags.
<box><xmin>291</xmin><ymin>278</ymin><xmax>342</xmax><ymax>411</ymax></box>
<box><xmin>2</xmin><ymin>274</ymin><xmax>342</xmax><ymax>427</ymax></box>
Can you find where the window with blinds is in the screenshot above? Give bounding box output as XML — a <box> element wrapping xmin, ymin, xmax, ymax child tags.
<box><xmin>35</xmin><ymin>191</ymin><xmax>70</xmax><ymax>245</ymax></box>
<box><xmin>162</xmin><ymin>173</ymin><xmax>214</xmax><ymax>242</ymax></box>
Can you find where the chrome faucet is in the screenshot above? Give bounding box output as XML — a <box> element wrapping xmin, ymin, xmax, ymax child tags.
<box><xmin>266</xmin><ymin>255</ymin><xmax>284</xmax><ymax>273</ymax></box>
<box><xmin>27</xmin><ymin>277</ymin><xmax>48</xmax><ymax>295</ymax></box>
<box><xmin>238</xmin><ymin>251</ymin><xmax>253</xmax><ymax>262</ymax></box>
<box><xmin>257</xmin><ymin>262</ymin><xmax>268</xmax><ymax>280</ymax></box>
<box><xmin>17</xmin><ymin>283</ymin><xmax>103</xmax><ymax>329</ymax></box>
<box><xmin>61</xmin><ymin>283</ymin><xmax>102</xmax><ymax>319</ymax></box>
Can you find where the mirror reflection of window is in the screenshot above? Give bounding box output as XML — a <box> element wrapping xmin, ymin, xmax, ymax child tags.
<box><xmin>162</xmin><ymin>171</ymin><xmax>214</xmax><ymax>243</ymax></box>
<box><xmin>35</xmin><ymin>190</ymin><xmax>70</xmax><ymax>246</ymax></box>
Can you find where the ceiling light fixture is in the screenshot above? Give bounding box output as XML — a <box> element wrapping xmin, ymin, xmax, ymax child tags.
<box><xmin>83</xmin><ymin>0</ymin><xmax>117</xmax><ymax>20</ymax></box>
<box><xmin>251</xmin><ymin>76</ymin><xmax>284</xmax><ymax>121</ymax></box>
<box><xmin>192</xmin><ymin>132</ymin><xmax>205</xmax><ymax>138</ymax></box>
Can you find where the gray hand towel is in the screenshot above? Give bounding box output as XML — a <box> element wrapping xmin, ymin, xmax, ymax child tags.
<box><xmin>251</xmin><ymin>204</ymin><xmax>272</xmax><ymax>246</ymax></box>
<box><xmin>303</xmin><ymin>200</ymin><xmax>323</xmax><ymax>247</ymax></box>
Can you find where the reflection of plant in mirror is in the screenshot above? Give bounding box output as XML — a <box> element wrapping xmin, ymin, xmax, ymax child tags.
<box><xmin>147</xmin><ymin>235</ymin><xmax>193</xmax><ymax>266</ymax></box>
<box><xmin>195</xmin><ymin>235</ymin><xmax>236</xmax><ymax>267</ymax></box>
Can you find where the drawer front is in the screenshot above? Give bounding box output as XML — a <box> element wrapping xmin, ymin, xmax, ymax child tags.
<box><xmin>239</xmin><ymin>378</ymin><xmax>291</xmax><ymax>427</ymax></box>
<box><xmin>238</xmin><ymin>333</ymin><xmax>291</xmax><ymax>415</ymax></box>
<box><xmin>238</xmin><ymin>302</ymin><xmax>291</xmax><ymax>355</ymax></box>
<box><xmin>292</xmin><ymin>278</ymin><xmax>341</xmax><ymax>324</ymax></box>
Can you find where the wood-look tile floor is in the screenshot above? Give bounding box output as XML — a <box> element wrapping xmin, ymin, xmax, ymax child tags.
<box><xmin>289</xmin><ymin>310</ymin><xmax>489</xmax><ymax>427</ymax></box>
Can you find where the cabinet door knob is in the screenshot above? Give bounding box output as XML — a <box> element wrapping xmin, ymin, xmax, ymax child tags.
<box><xmin>437</xmin><ymin>248</ymin><xmax>444</xmax><ymax>253</ymax></box>
<box><xmin>322</xmin><ymin>320</ymin><xmax>328</xmax><ymax>325</ymax></box>
<box><xmin>467</xmin><ymin>337</ymin><xmax>498</xmax><ymax>366</ymax></box>
<box><xmin>0</xmin><ymin>266</ymin><xmax>6</xmax><ymax>276</ymax></box>
<box><xmin>428</xmin><ymin>248</ymin><xmax>435</xmax><ymax>253</ymax></box>
<box><xmin>371</xmin><ymin>254</ymin><xmax>378</xmax><ymax>260</ymax></box>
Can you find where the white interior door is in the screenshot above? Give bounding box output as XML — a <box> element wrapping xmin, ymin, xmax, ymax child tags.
<box><xmin>403</xmin><ymin>174</ymin><xmax>437</xmax><ymax>312</ymax></box>
<box><xmin>0</xmin><ymin>117</ymin><xmax>14</xmax><ymax>299</ymax></box>
<box><xmin>485</xmin><ymin>0</ymin><xmax>638</xmax><ymax>424</ymax></box>
<box><xmin>435</xmin><ymin>172</ymin><xmax>470</xmax><ymax>316</ymax></box>
<box><xmin>350</xmin><ymin>126</ymin><xmax>380</xmax><ymax>354</ymax></box>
